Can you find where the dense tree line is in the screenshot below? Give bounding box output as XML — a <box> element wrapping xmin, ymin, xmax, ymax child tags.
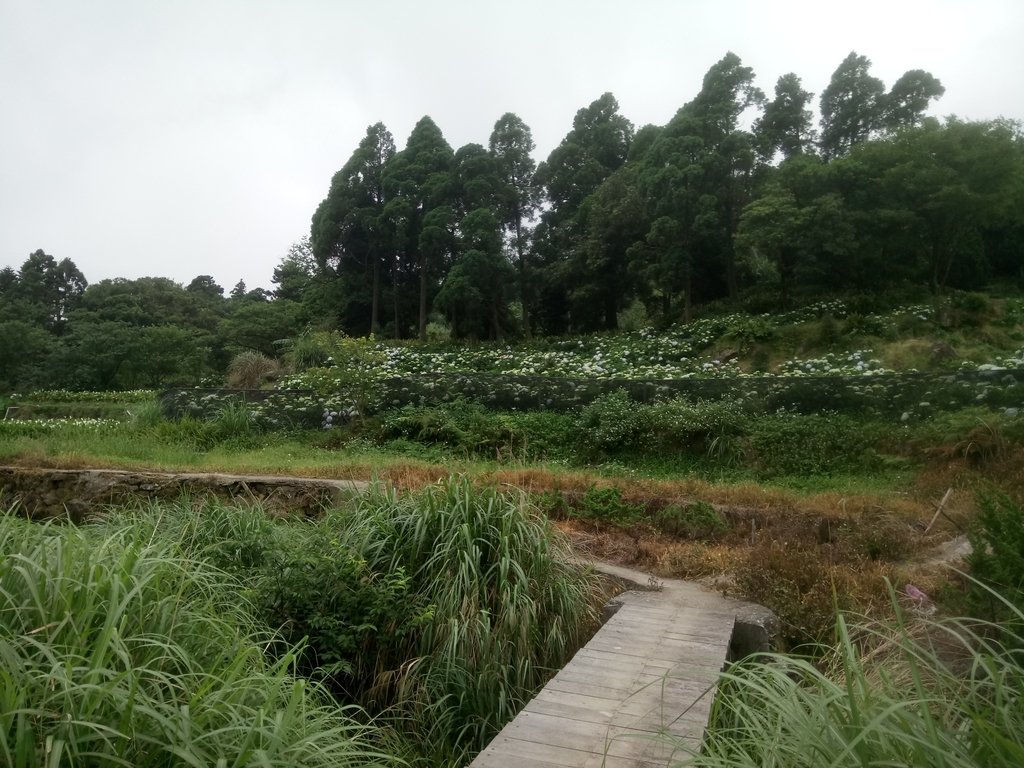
<box><xmin>3</xmin><ymin>51</ymin><xmax>1023</xmax><ymax>392</ymax></box>
<box><xmin>309</xmin><ymin>51</ymin><xmax>1024</xmax><ymax>338</ymax></box>
<box><xmin>0</xmin><ymin>252</ymin><xmax>309</xmax><ymax>391</ymax></box>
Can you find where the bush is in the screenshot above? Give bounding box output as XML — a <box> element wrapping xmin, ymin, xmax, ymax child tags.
<box><xmin>749</xmin><ymin>412</ymin><xmax>881</xmax><ymax>476</ymax></box>
<box><xmin>533</xmin><ymin>488</ymin><xmax>570</xmax><ymax>519</ymax></box>
<box><xmin>950</xmin><ymin>290</ymin><xmax>993</xmax><ymax>327</ymax></box>
<box><xmin>967</xmin><ymin>492</ymin><xmax>1024</xmax><ymax>624</ymax></box>
<box><xmin>336</xmin><ymin>478</ymin><xmax>600</xmax><ymax>760</ymax></box>
<box><xmin>256</xmin><ymin>524</ymin><xmax>425</xmax><ymax>687</ymax></box>
<box><xmin>575</xmin><ymin>389</ymin><xmax>649</xmax><ymax>455</ymax></box>
<box><xmin>379</xmin><ymin>400</ymin><xmax>506</xmax><ymax>455</ymax></box>
<box><xmin>98</xmin><ymin>488</ymin><xmax>601</xmax><ymax>765</ymax></box>
<box><xmin>284</xmin><ymin>333</ymin><xmax>386</xmax><ymax>414</ymax></box>
<box><xmin>734</xmin><ymin>542</ymin><xmax>848</xmax><ymax>648</ymax></box>
<box><xmin>497</xmin><ymin>410</ymin><xmax>577</xmax><ymax>461</ymax></box>
<box><xmin>725</xmin><ymin>315</ymin><xmax>777</xmax><ymax>350</ymax></box>
<box><xmin>646</xmin><ymin>398</ymin><xmax>751</xmax><ymax>461</ymax></box>
<box><xmin>656</xmin><ymin>501</ymin><xmax>728</xmax><ymax>539</ymax></box>
<box><xmin>577</xmin><ymin>485</ymin><xmax>644</xmax><ymax>528</ymax></box>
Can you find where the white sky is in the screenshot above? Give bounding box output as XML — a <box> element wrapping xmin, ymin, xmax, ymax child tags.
<box><xmin>2</xmin><ymin>0</ymin><xmax>1022</xmax><ymax>292</ymax></box>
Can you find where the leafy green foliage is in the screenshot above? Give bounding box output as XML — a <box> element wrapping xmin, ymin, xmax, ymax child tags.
<box><xmin>656</xmin><ymin>501</ymin><xmax>728</xmax><ymax>538</ymax></box>
<box><xmin>576</xmin><ymin>389</ymin><xmax>649</xmax><ymax>454</ymax></box>
<box><xmin>967</xmin><ymin>493</ymin><xmax>1024</xmax><ymax>623</ymax></box>
<box><xmin>335</xmin><ymin>478</ymin><xmax>600</xmax><ymax>759</ymax></box>
<box><xmin>577</xmin><ymin>485</ymin><xmax>644</xmax><ymax>528</ymax></box>
<box><xmin>256</xmin><ymin>526</ymin><xmax>424</xmax><ymax>686</ymax></box>
<box><xmin>748</xmin><ymin>412</ymin><xmax>882</xmax><ymax>476</ymax></box>
<box><xmin>283</xmin><ymin>332</ymin><xmax>387</xmax><ymax>414</ymax></box>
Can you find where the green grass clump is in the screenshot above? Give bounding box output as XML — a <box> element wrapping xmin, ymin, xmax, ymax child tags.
<box><xmin>684</xmin><ymin>588</ymin><xmax>1024</xmax><ymax>767</ymax></box>
<box><xmin>335</xmin><ymin>478</ymin><xmax>601</xmax><ymax>761</ymax></box>
<box><xmin>0</xmin><ymin>512</ymin><xmax>393</xmax><ymax>768</ymax></box>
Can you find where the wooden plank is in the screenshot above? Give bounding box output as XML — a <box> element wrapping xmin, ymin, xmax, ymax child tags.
<box><xmin>543</xmin><ymin>669</ymin><xmax>718</xmax><ymax>700</ymax></box>
<box><xmin>468</xmin><ymin>571</ymin><xmax>745</xmax><ymax>768</ymax></box>
<box><xmin>476</xmin><ymin>736</ymin><xmax>669</xmax><ymax>768</ymax></box>
<box><xmin>501</xmin><ymin>710</ymin><xmax>700</xmax><ymax>761</ymax></box>
<box><xmin>525</xmin><ymin>693</ymin><xmax>713</xmax><ymax>732</ymax></box>
<box><xmin>529</xmin><ymin>684</ymin><xmax>715</xmax><ymax>725</ymax></box>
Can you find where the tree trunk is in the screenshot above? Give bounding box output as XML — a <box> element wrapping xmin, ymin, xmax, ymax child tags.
<box><xmin>492</xmin><ymin>299</ymin><xmax>503</xmax><ymax>342</ymax></box>
<box><xmin>370</xmin><ymin>258</ymin><xmax>381</xmax><ymax>336</ymax></box>
<box><xmin>418</xmin><ymin>258</ymin><xmax>428</xmax><ymax>342</ymax></box>
<box><xmin>683</xmin><ymin>273</ymin><xmax>693</xmax><ymax>323</ymax></box>
<box><xmin>515</xmin><ymin>219</ymin><xmax>531</xmax><ymax>339</ymax></box>
<box><xmin>724</xmin><ymin>249</ymin><xmax>739</xmax><ymax>302</ymax></box>
<box><xmin>391</xmin><ymin>259</ymin><xmax>400</xmax><ymax>339</ymax></box>
<box><xmin>604</xmin><ymin>291</ymin><xmax>618</xmax><ymax>331</ymax></box>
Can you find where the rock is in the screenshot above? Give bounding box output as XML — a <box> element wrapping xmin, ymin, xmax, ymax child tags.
<box><xmin>730</xmin><ymin>602</ymin><xmax>781</xmax><ymax>658</ymax></box>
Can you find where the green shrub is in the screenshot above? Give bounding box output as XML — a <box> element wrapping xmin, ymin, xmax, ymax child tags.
<box><xmin>577</xmin><ymin>485</ymin><xmax>644</xmax><ymax>528</ymax></box>
<box><xmin>98</xmin><ymin>488</ymin><xmax>600</xmax><ymax>765</ymax></box>
<box><xmin>844</xmin><ymin>312</ymin><xmax>894</xmax><ymax>339</ymax></box>
<box><xmin>967</xmin><ymin>492</ymin><xmax>1024</xmax><ymax>624</ymax></box>
<box><xmin>726</xmin><ymin>315</ymin><xmax>777</xmax><ymax>350</ymax></box>
<box><xmin>575</xmin><ymin>389</ymin><xmax>649</xmax><ymax>455</ymax></box>
<box><xmin>749</xmin><ymin>412</ymin><xmax>881</xmax><ymax>476</ymax></box>
<box><xmin>496</xmin><ymin>410</ymin><xmax>577</xmax><ymax>460</ymax></box>
<box><xmin>533</xmin><ymin>488</ymin><xmax>570</xmax><ymax>519</ymax></box>
<box><xmin>646</xmin><ymin>398</ymin><xmax>750</xmax><ymax>461</ymax></box>
<box><xmin>284</xmin><ymin>333</ymin><xmax>386</xmax><ymax>414</ymax></box>
<box><xmin>379</xmin><ymin>400</ymin><xmax>507</xmax><ymax>455</ymax></box>
<box><xmin>816</xmin><ymin>313</ymin><xmax>841</xmax><ymax>347</ymax></box>
<box><xmin>656</xmin><ymin>501</ymin><xmax>728</xmax><ymax>539</ymax></box>
<box><xmin>950</xmin><ymin>290</ymin><xmax>993</xmax><ymax>327</ymax></box>
<box><xmin>257</xmin><ymin>525</ymin><xmax>425</xmax><ymax>686</ymax></box>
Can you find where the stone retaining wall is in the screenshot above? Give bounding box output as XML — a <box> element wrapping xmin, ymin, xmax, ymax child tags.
<box><xmin>0</xmin><ymin>466</ymin><xmax>365</xmax><ymax>520</ymax></box>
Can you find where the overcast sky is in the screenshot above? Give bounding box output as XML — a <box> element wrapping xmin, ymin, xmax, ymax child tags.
<box><xmin>2</xmin><ymin>0</ymin><xmax>1022</xmax><ymax>293</ymax></box>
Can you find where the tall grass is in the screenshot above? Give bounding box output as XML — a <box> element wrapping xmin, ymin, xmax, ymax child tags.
<box><xmin>680</xmin><ymin>584</ymin><xmax>1024</xmax><ymax>767</ymax></box>
<box><xmin>0</xmin><ymin>511</ymin><xmax>395</xmax><ymax>767</ymax></box>
<box><xmin>319</xmin><ymin>477</ymin><xmax>603</xmax><ymax>761</ymax></box>
<box><xmin>94</xmin><ymin>483</ymin><xmax>603</xmax><ymax>765</ymax></box>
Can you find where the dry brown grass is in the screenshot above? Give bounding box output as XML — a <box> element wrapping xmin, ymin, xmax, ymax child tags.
<box><xmin>11</xmin><ymin>430</ymin><xmax>1007</xmax><ymax>647</ymax></box>
<box><xmin>877</xmin><ymin>338</ymin><xmax>937</xmax><ymax>371</ymax></box>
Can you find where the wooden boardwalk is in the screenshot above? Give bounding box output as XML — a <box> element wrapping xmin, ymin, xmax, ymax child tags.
<box><xmin>469</xmin><ymin>564</ymin><xmax>742</xmax><ymax>768</ymax></box>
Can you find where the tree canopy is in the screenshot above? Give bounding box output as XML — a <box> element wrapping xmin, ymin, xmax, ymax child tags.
<box><xmin>5</xmin><ymin>50</ymin><xmax>1023</xmax><ymax>393</ymax></box>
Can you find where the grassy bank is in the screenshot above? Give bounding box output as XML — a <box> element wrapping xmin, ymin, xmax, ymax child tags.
<box><xmin>1</xmin><ymin>481</ymin><xmax>603</xmax><ymax>767</ymax></box>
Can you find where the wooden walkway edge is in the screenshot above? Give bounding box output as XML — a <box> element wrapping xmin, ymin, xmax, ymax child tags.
<box><xmin>469</xmin><ymin>564</ymin><xmax>756</xmax><ymax>768</ymax></box>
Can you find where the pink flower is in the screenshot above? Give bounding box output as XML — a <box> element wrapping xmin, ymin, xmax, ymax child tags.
<box><xmin>905</xmin><ymin>584</ymin><xmax>929</xmax><ymax>603</ymax></box>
